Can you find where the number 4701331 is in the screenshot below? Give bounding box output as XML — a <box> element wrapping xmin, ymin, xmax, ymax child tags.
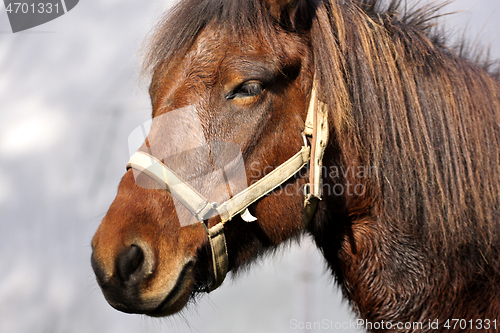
<box><xmin>5</xmin><ymin>2</ymin><xmax>60</xmax><ymax>14</ymax></box>
<box><xmin>443</xmin><ymin>319</ymin><xmax>497</xmax><ymax>330</ymax></box>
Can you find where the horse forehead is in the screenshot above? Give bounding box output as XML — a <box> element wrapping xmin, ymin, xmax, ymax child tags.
<box><xmin>186</xmin><ymin>26</ymin><xmax>277</xmax><ymax>74</ymax></box>
<box><xmin>154</xmin><ymin>32</ymin><xmax>275</xmax><ymax>106</ymax></box>
<box><xmin>152</xmin><ymin>26</ymin><xmax>297</xmax><ymax>110</ymax></box>
<box><xmin>186</xmin><ymin>29</ymin><xmax>223</xmax><ymax>68</ymax></box>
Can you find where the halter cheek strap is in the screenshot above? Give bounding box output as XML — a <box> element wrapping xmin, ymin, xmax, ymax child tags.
<box><xmin>304</xmin><ymin>78</ymin><xmax>329</xmax><ymax>223</ymax></box>
<box><xmin>126</xmin><ymin>77</ymin><xmax>328</xmax><ymax>292</ymax></box>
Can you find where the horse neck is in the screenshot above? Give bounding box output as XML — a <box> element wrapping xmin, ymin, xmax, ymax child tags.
<box><xmin>308</xmin><ymin>0</ymin><xmax>500</xmax><ymax>324</ymax></box>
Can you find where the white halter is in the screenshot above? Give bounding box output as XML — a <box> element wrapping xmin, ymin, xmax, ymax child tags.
<box><xmin>126</xmin><ymin>77</ymin><xmax>329</xmax><ymax>291</ymax></box>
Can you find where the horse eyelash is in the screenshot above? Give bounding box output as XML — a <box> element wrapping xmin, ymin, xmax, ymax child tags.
<box><xmin>225</xmin><ymin>81</ymin><xmax>264</xmax><ymax>100</ymax></box>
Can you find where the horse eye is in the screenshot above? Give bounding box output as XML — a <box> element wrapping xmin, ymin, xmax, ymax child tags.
<box><xmin>226</xmin><ymin>81</ymin><xmax>264</xmax><ymax>100</ymax></box>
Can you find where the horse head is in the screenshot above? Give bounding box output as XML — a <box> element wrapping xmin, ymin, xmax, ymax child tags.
<box><xmin>91</xmin><ymin>0</ymin><xmax>323</xmax><ymax>316</ymax></box>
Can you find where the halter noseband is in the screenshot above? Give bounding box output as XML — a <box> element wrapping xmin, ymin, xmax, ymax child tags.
<box><xmin>126</xmin><ymin>77</ymin><xmax>329</xmax><ymax>292</ymax></box>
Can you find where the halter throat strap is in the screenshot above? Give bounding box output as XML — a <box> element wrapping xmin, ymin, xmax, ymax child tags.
<box><xmin>126</xmin><ymin>77</ymin><xmax>328</xmax><ymax>292</ymax></box>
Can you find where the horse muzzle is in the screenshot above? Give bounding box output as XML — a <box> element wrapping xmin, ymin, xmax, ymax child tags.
<box><xmin>91</xmin><ymin>238</ymin><xmax>195</xmax><ymax>316</ymax></box>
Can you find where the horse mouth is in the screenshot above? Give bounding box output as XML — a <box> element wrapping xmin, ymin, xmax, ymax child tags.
<box><xmin>147</xmin><ymin>260</ymin><xmax>196</xmax><ymax>317</ymax></box>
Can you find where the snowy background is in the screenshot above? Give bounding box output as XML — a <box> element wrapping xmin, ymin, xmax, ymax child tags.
<box><xmin>0</xmin><ymin>1</ymin><xmax>499</xmax><ymax>332</ymax></box>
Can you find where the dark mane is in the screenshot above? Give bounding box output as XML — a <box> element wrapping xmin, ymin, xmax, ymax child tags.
<box><xmin>144</xmin><ymin>0</ymin><xmax>500</xmax><ymax>269</ymax></box>
<box><xmin>312</xmin><ymin>0</ymin><xmax>500</xmax><ymax>265</ymax></box>
<box><xmin>143</xmin><ymin>0</ymin><xmax>475</xmax><ymax>75</ymax></box>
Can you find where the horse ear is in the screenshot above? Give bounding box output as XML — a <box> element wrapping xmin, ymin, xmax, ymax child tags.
<box><xmin>266</xmin><ymin>0</ymin><xmax>313</xmax><ymax>31</ymax></box>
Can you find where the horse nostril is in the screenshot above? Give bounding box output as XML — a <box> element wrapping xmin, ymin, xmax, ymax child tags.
<box><xmin>116</xmin><ymin>244</ymin><xmax>145</xmax><ymax>284</ymax></box>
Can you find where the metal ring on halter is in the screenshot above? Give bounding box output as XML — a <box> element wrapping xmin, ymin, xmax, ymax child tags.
<box><xmin>303</xmin><ymin>183</ymin><xmax>311</xmax><ymax>196</ymax></box>
<box><xmin>301</xmin><ymin>132</ymin><xmax>308</xmax><ymax>147</ymax></box>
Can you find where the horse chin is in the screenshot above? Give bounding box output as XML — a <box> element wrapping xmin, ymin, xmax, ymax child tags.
<box><xmin>146</xmin><ymin>260</ymin><xmax>196</xmax><ymax>317</ymax></box>
<box><xmin>95</xmin><ymin>255</ymin><xmax>197</xmax><ymax>317</ymax></box>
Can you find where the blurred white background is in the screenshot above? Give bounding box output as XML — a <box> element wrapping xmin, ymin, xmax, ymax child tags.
<box><xmin>0</xmin><ymin>1</ymin><xmax>499</xmax><ymax>332</ymax></box>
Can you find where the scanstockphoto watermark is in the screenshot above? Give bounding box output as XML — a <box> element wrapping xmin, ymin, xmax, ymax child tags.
<box><xmin>290</xmin><ymin>318</ymin><xmax>498</xmax><ymax>331</ymax></box>
<box><xmin>248</xmin><ymin>162</ymin><xmax>379</xmax><ymax>197</ymax></box>
<box><xmin>290</xmin><ymin>318</ymin><xmax>438</xmax><ymax>331</ymax></box>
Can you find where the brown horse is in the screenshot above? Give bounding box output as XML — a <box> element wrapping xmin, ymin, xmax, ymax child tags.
<box><xmin>91</xmin><ymin>0</ymin><xmax>500</xmax><ymax>331</ymax></box>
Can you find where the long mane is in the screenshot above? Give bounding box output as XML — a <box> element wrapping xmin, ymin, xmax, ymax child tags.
<box><xmin>144</xmin><ymin>0</ymin><xmax>500</xmax><ymax>266</ymax></box>
<box><xmin>312</xmin><ymin>0</ymin><xmax>500</xmax><ymax>263</ymax></box>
